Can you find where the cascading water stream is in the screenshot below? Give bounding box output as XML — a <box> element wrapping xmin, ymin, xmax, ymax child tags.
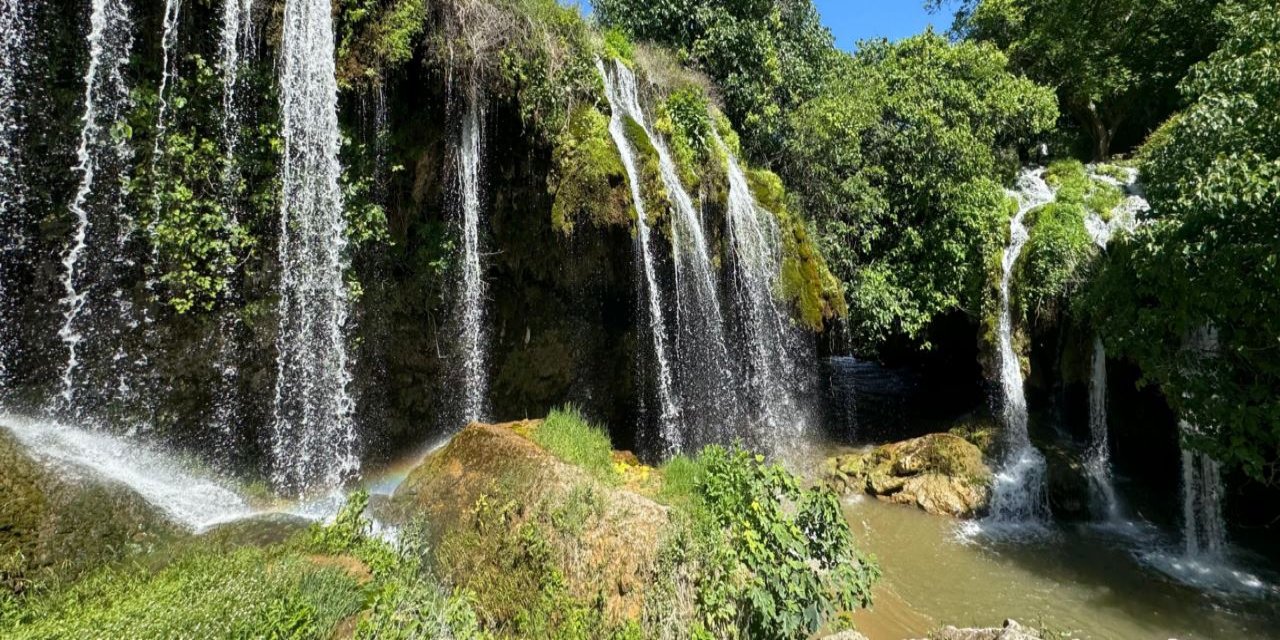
<box><xmin>986</xmin><ymin>168</ymin><xmax>1054</xmax><ymax>526</ymax></box>
<box><xmin>0</xmin><ymin>0</ymin><xmax>30</xmax><ymax>396</ymax></box>
<box><xmin>454</xmin><ymin>95</ymin><xmax>488</xmax><ymax>423</ymax></box>
<box><xmin>597</xmin><ymin>59</ymin><xmax>680</xmax><ymax>449</ymax></box>
<box><xmin>151</xmin><ymin>0</ymin><xmax>182</xmax><ymax>174</ymax></box>
<box><xmin>56</xmin><ymin>0</ymin><xmax>134</xmax><ymax>416</ymax></box>
<box><xmin>717</xmin><ymin>132</ymin><xmax>808</xmax><ymax>451</ymax></box>
<box><xmin>1179</xmin><ymin>326</ymin><xmax>1227</xmax><ymax>558</ymax></box>
<box><xmin>1086</xmin><ymin>337</ymin><xmax>1121</xmax><ymax>520</ymax></box>
<box><xmin>599</xmin><ymin>59</ymin><xmax>734</xmax><ymax>448</ymax></box>
<box><xmin>271</xmin><ymin>0</ymin><xmax>357</xmax><ymax>493</ymax></box>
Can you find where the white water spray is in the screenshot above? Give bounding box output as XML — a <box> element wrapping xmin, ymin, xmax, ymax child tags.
<box><xmin>1179</xmin><ymin>327</ymin><xmax>1228</xmax><ymax>557</ymax></box>
<box><xmin>718</xmin><ymin>132</ymin><xmax>809</xmax><ymax>451</ymax></box>
<box><xmin>455</xmin><ymin>96</ymin><xmax>488</xmax><ymax>423</ymax></box>
<box><xmin>597</xmin><ymin>59</ymin><xmax>680</xmax><ymax>449</ymax></box>
<box><xmin>57</xmin><ymin>0</ymin><xmax>134</xmax><ymax>414</ymax></box>
<box><xmin>986</xmin><ymin>168</ymin><xmax>1054</xmax><ymax>525</ymax></box>
<box><xmin>0</xmin><ymin>0</ymin><xmax>30</xmax><ymax>393</ymax></box>
<box><xmin>271</xmin><ymin>0</ymin><xmax>358</xmax><ymax>493</ymax></box>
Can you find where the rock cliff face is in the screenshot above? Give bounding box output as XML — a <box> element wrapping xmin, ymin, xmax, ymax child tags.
<box><xmin>391</xmin><ymin>421</ymin><xmax>669</xmax><ymax>624</ymax></box>
<box><xmin>825</xmin><ymin>433</ymin><xmax>993</xmax><ymax>518</ymax></box>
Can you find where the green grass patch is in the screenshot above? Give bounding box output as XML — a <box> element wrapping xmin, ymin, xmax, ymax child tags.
<box><xmin>531</xmin><ymin>406</ymin><xmax>621</xmax><ymax>484</ymax></box>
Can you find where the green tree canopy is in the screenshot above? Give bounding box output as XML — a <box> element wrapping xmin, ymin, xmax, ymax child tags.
<box><xmin>592</xmin><ymin>0</ymin><xmax>839</xmax><ymax>162</ymax></box>
<box><xmin>1085</xmin><ymin>0</ymin><xmax>1280</xmax><ymax>484</ymax></box>
<box><xmin>942</xmin><ymin>0</ymin><xmax>1224</xmax><ymax>159</ymax></box>
<box><xmin>783</xmin><ymin>33</ymin><xmax>1056</xmax><ymax>347</ymax></box>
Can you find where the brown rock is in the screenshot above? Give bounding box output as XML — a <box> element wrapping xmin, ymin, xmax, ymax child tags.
<box><xmin>824</xmin><ymin>433</ymin><xmax>993</xmax><ymax>518</ymax></box>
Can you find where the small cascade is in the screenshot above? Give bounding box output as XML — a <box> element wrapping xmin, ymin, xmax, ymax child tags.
<box><xmin>599</xmin><ymin>59</ymin><xmax>733</xmax><ymax>449</ymax></box>
<box><xmin>454</xmin><ymin>94</ymin><xmax>489</xmax><ymax>423</ymax></box>
<box><xmin>1179</xmin><ymin>326</ymin><xmax>1228</xmax><ymax>558</ymax></box>
<box><xmin>986</xmin><ymin>168</ymin><xmax>1054</xmax><ymax>525</ymax></box>
<box><xmin>218</xmin><ymin>0</ymin><xmax>244</xmax><ymax>183</ymax></box>
<box><xmin>0</xmin><ymin>0</ymin><xmax>31</xmax><ymax>397</ymax></box>
<box><xmin>271</xmin><ymin>0</ymin><xmax>357</xmax><ymax>493</ymax></box>
<box><xmin>597</xmin><ymin>59</ymin><xmax>681</xmax><ymax>449</ymax></box>
<box><xmin>1085</xmin><ymin>165</ymin><xmax>1148</xmax><ymax>248</ymax></box>
<box><xmin>718</xmin><ymin>132</ymin><xmax>809</xmax><ymax>451</ymax></box>
<box><xmin>1180</xmin><ymin>433</ymin><xmax>1226</xmax><ymax>558</ymax></box>
<box><xmin>1085</xmin><ymin>337</ymin><xmax>1121</xmax><ymax>520</ymax></box>
<box><xmin>151</xmin><ymin>0</ymin><xmax>182</xmax><ymax>172</ymax></box>
<box><xmin>56</xmin><ymin>0</ymin><xmax>135</xmax><ymax>417</ymax></box>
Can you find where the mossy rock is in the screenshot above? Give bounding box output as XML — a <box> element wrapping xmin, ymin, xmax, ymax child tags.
<box><xmin>390</xmin><ymin>421</ymin><xmax>670</xmax><ymax>627</ymax></box>
<box><xmin>0</xmin><ymin>429</ymin><xmax>181</xmax><ymax>593</ymax></box>
<box><xmin>824</xmin><ymin>434</ymin><xmax>993</xmax><ymax>518</ymax></box>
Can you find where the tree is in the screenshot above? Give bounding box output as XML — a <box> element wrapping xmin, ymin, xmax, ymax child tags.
<box><xmin>593</xmin><ymin>0</ymin><xmax>839</xmax><ymax>163</ymax></box>
<box><xmin>1084</xmin><ymin>0</ymin><xmax>1280</xmax><ymax>484</ymax></box>
<box><xmin>941</xmin><ymin>0</ymin><xmax>1224</xmax><ymax>160</ymax></box>
<box><xmin>783</xmin><ymin>33</ymin><xmax>1057</xmax><ymax>347</ymax></box>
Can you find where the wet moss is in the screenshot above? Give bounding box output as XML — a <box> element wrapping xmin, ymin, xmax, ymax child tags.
<box><xmin>746</xmin><ymin>169</ymin><xmax>847</xmax><ymax>331</ymax></box>
<box><xmin>622</xmin><ymin>115</ymin><xmax>672</xmax><ymax>234</ymax></box>
<box><xmin>550</xmin><ymin>106</ymin><xmax>633</xmax><ymax>234</ymax></box>
<box><xmin>1015</xmin><ymin>202</ymin><xmax>1096</xmax><ymax>326</ymax></box>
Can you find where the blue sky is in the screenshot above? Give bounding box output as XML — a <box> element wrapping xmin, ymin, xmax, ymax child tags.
<box><xmin>814</xmin><ymin>1</ymin><xmax>953</xmax><ymax>51</ymax></box>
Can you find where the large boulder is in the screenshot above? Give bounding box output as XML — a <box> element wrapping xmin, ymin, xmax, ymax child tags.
<box><xmin>825</xmin><ymin>434</ymin><xmax>993</xmax><ymax>518</ymax></box>
<box><xmin>0</xmin><ymin>428</ymin><xmax>179</xmax><ymax>592</ymax></box>
<box><xmin>390</xmin><ymin>421</ymin><xmax>669</xmax><ymax>626</ymax></box>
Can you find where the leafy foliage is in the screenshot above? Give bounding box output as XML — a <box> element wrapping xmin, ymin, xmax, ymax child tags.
<box><xmin>653</xmin><ymin>446</ymin><xmax>878</xmax><ymax>639</ymax></box>
<box><xmin>594</xmin><ymin>0</ymin><xmax>840</xmax><ymax>162</ymax></box>
<box><xmin>783</xmin><ymin>33</ymin><xmax>1056</xmax><ymax>347</ymax></box>
<box><xmin>1083</xmin><ymin>0</ymin><xmax>1280</xmax><ymax>484</ymax></box>
<box><xmin>944</xmin><ymin>0</ymin><xmax>1225</xmax><ymax>158</ymax></box>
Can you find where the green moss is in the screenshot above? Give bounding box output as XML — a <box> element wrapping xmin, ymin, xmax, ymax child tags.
<box><xmin>530</xmin><ymin>406</ymin><xmax>621</xmax><ymax>485</ymax></box>
<box><xmin>1044</xmin><ymin>159</ymin><xmax>1123</xmax><ymax>220</ymax></box>
<box><xmin>550</xmin><ymin>106</ymin><xmax>632</xmax><ymax>234</ymax></box>
<box><xmin>601</xmin><ymin>27</ymin><xmax>635</xmax><ymax>65</ymax></box>
<box><xmin>336</xmin><ymin>0</ymin><xmax>427</xmax><ymax>89</ymax></box>
<box><xmin>654</xmin><ymin>88</ymin><xmax>713</xmax><ymax>192</ymax></box>
<box><xmin>622</xmin><ymin>114</ymin><xmax>671</xmax><ymax>231</ymax></box>
<box><xmin>1015</xmin><ymin>202</ymin><xmax>1095</xmax><ymax>323</ymax></box>
<box><xmin>746</xmin><ymin>169</ymin><xmax>848</xmax><ymax>331</ymax></box>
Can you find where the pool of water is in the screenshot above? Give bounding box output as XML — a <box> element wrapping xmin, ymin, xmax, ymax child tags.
<box><xmin>842</xmin><ymin>495</ymin><xmax>1280</xmax><ymax>639</ymax></box>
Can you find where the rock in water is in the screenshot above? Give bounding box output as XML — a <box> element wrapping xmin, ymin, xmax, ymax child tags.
<box><xmin>825</xmin><ymin>433</ymin><xmax>993</xmax><ymax>518</ymax></box>
<box><xmin>0</xmin><ymin>430</ymin><xmax>180</xmax><ymax>591</ymax></box>
<box><xmin>926</xmin><ymin>619</ymin><xmax>1053</xmax><ymax>640</ymax></box>
<box><xmin>390</xmin><ymin>421</ymin><xmax>669</xmax><ymax>624</ymax></box>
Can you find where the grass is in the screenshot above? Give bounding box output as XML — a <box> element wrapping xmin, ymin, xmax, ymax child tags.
<box><xmin>530</xmin><ymin>406</ymin><xmax>621</xmax><ymax>484</ymax></box>
<box><xmin>656</xmin><ymin>454</ymin><xmax>705</xmax><ymax>507</ymax></box>
<box><xmin>0</xmin><ymin>546</ymin><xmax>364</xmax><ymax>639</ymax></box>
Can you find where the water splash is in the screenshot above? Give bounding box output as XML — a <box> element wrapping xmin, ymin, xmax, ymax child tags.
<box><xmin>1</xmin><ymin>414</ymin><xmax>254</xmax><ymax>531</ymax></box>
<box><xmin>596</xmin><ymin>59</ymin><xmax>680</xmax><ymax>450</ymax></box>
<box><xmin>1084</xmin><ymin>165</ymin><xmax>1147</xmax><ymax>248</ymax></box>
<box><xmin>718</xmin><ymin>132</ymin><xmax>810</xmax><ymax>452</ymax></box>
<box><xmin>1085</xmin><ymin>337</ymin><xmax>1121</xmax><ymax>520</ymax></box>
<box><xmin>986</xmin><ymin>168</ymin><xmax>1054</xmax><ymax>525</ymax></box>
<box><xmin>0</xmin><ymin>0</ymin><xmax>31</xmax><ymax>397</ymax></box>
<box><xmin>271</xmin><ymin>0</ymin><xmax>357</xmax><ymax>494</ymax></box>
<box><xmin>56</xmin><ymin>0</ymin><xmax>134</xmax><ymax>416</ymax></box>
<box><xmin>454</xmin><ymin>94</ymin><xmax>488</xmax><ymax>423</ymax></box>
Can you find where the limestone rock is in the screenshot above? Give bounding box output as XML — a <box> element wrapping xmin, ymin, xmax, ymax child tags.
<box><xmin>825</xmin><ymin>433</ymin><xmax>993</xmax><ymax>518</ymax></box>
<box><xmin>390</xmin><ymin>421</ymin><xmax>670</xmax><ymax>625</ymax></box>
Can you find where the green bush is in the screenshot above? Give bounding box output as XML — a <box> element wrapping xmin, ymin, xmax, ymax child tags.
<box><xmin>654</xmin><ymin>446</ymin><xmax>879</xmax><ymax>640</ymax></box>
<box><xmin>1016</xmin><ymin>202</ymin><xmax>1095</xmax><ymax>324</ymax></box>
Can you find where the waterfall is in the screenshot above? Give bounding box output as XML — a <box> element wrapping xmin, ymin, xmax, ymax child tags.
<box><xmin>597</xmin><ymin>59</ymin><xmax>733</xmax><ymax>450</ymax></box>
<box><xmin>986</xmin><ymin>168</ymin><xmax>1054</xmax><ymax>524</ymax></box>
<box><xmin>454</xmin><ymin>95</ymin><xmax>488</xmax><ymax>423</ymax></box>
<box><xmin>1086</xmin><ymin>337</ymin><xmax>1120</xmax><ymax>520</ymax></box>
<box><xmin>718</xmin><ymin>132</ymin><xmax>809</xmax><ymax>451</ymax></box>
<box><xmin>1179</xmin><ymin>326</ymin><xmax>1227</xmax><ymax>557</ymax></box>
<box><xmin>271</xmin><ymin>0</ymin><xmax>357</xmax><ymax>493</ymax></box>
<box><xmin>597</xmin><ymin>59</ymin><xmax>681</xmax><ymax>449</ymax></box>
<box><xmin>56</xmin><ymin>0</ymin><xmax>134</xmax><ymax>416</ymax></box>
<box><xmin>151</xmin><ymin>0</ymin><xmax>182</xmax><ymax>172</ymax></box>
<box><xmin>0</xmin><ymin>0</ymin><xmax>30</xmax><ymax>397</ymax></box>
